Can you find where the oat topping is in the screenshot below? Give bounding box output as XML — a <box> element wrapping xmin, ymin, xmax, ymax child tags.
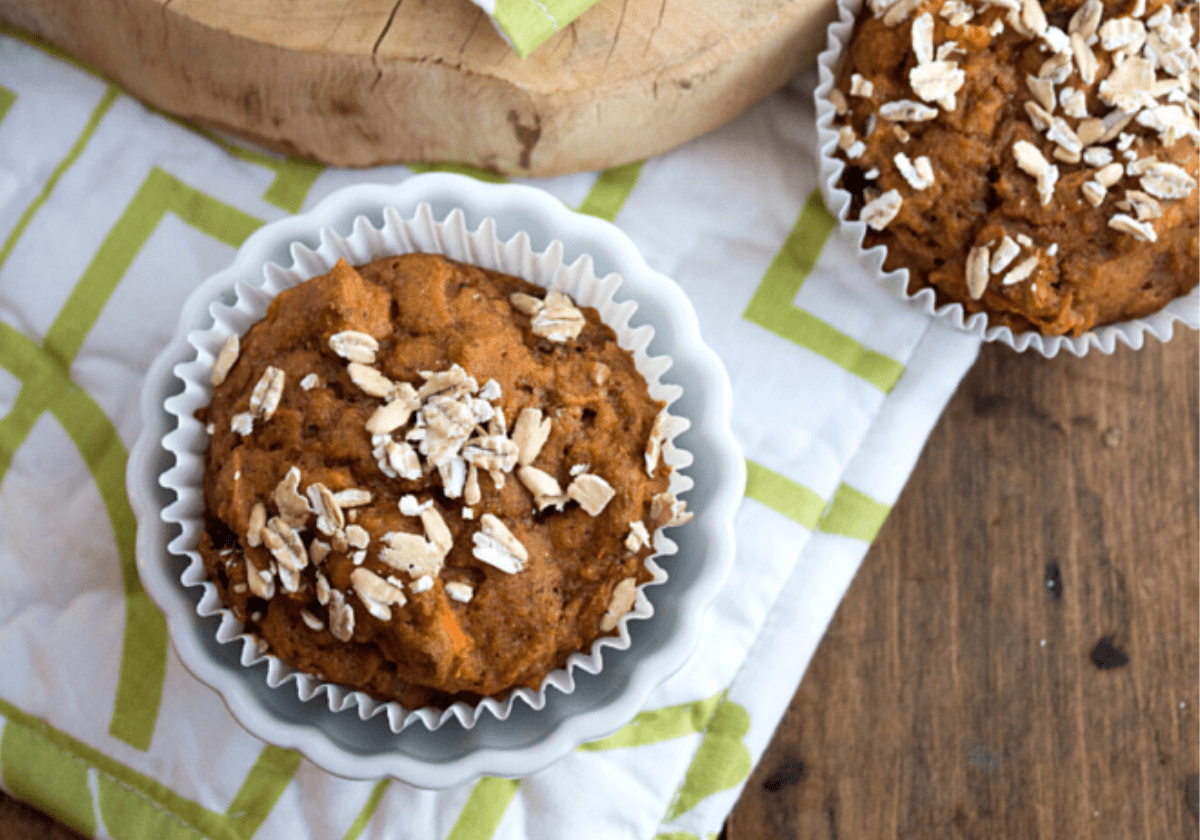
<box><xmin>940</xmin><ymin>0</ymin><xmax>975</xmax><ymax>24</ymax></box>
<box><xmin>366</xmin><ymin>394</ymin><xmax>420</xmax><ymax>435</ymax></box>
<box><xmin>472</xmin><ymin>514</ymin><xmax>528</xmax><ymax>574</ymax></box>
<box><xmin>1139</xmin><ymin>161</ymin><xmax>1197</xmax><ymax>199</ymax></box>
<box><xmin>1125</xmin><ymin>189</ymin><xmax>1164</xmax><ymax>219</ymax></box>
<box><xmin>1002</xmin><ymin>256</ymin><xmax>1040</xmax><ymax>285</ymax></box>
<box><xmin>509</xmin><ymin>292</ymin><xmax>543</xmax><ymax>317</ymax></box>
<box><xmin>883</xmin><ymin>0</ymin><xmax>923</xmax><ymax>26</ymax></box>
<box><xmin>512</xmin><ymin>408</ymin><xmax>552</xmax><ymax>466</ymax></box>
<box><xmin>850</xmin><ymin>73</ymin><xmax>875</xmax><ymax>97</ymax></box>
<box><xmin>625</xmin><ymin>521</ymin><xmax>652</xmax><ymax>553</ymax></box>
<box><xmin>910</xmin><ymin>61</ymin><xmax>965</xmax><ymax>107</ymax></box>
<box><xmin>300</xmin><ymin>609</ymin><xmax>324</xmax><ymax>631</ymax></box>
<box><xmin>530</xmin><ymin>290</ymin><xmax>587</xmax><ymax>342</ymax></box>
<box><xmin>599</xmin><ymin>577</ymin><xmax>638</xmax><ymax>632</ymax></box>
<box><xmin>398</xmin><ymin>494</ymin><xmax>432</xmax><ymax>516</ymax></box>
<box><xmin>351</xmin><ymin>567</ymin><xmax>406</xmax><ymax>621</ymax></box>
<box><xmin>879</xmin><ymin>100</ymin><xmax>939</xmax><ymax>122</ymax></box>
<box><xmin>860</xmin><ymin>189</ymin><xmax>903</xmax><ymax>230</ymax></box>
<box><xmin>332</xmin><ymin>489</ymin><xmax>372</xmax><ymax>508</ymax></box>
<box><xmin>446</xmin><ymin>581</ymin><xmax>474</xmax><ymax>603</ymax></box>
<box><xmin>1013</xmin><ymin>140</ymin><xmax>1049</xmax><ymax>177</ymax></box>
<box><xmin>211</xmin><ymin>335</ymin><xmax>239</xmax><ymax>387</ymax></box>
<box><xmin>379</xmin><ymin>530</ymin><xmax>444</xmax><ymax>579</ymax></box>
<box><xmin>1026</xmin><ymin>75</ymin><xmax>1056</xmax><ymax>113</ymax></box>
<box><xmin>518</xmin><ymin>465</ymin><xmax>568</xmax><ymax>511</ymax></box>
<box><xmin>345</xmin><ymin>524</ymin><xmax>370</xmax><ymax>549</ymax></box>
<box><xmin>245</xmin><ymin>556</ymin><xmax>275</xmax><ymax>600</ymax></box>
<box><xmin>272</xmin><ymin>467</ymin><xmax>311</xmax><ymax>529</ymax></box>
<box><xmin>463</xmin><ymin>434</ymin><xmax>519</xmax><ymax>474</ymax></box>
<box><xmin>464</xmin><ymin>465</ymin><xmax>482</xmax><ymax>506</ymax></box>
<box><xmin>248</xmin><ymin>366</ymin><xmax>285</xmax><ymax>421</ymax></box>
<box><xmin>1082</xmin><ymin>179</ymin><xmax>1109</xmax><ymax>206</ymax></box>
<box><xmin>328</xmin><ymin>331</ymin><xmax>379</xmax><ymax>364</ymax></box>
<box><xmin>830</xmin><ymin>87</ymin><xmax>850</xmax><ymax>115</ymax></box>
<box><xmin>327</xmin><ymin>589</ymin><xmax>354</xmax><ymax>642</ymax></box>
<box><xmin>309</xmin><ymin>540</ymin><xmax>331</xmax><ymax>565</ymax></box>
<box><xmin>300</xmin><ymin>373</ymin><xmax>319</xmax><ymax>390</ymax></box>
<box><xmin>411</xmin><ymin>575</ymin><xmax>434</xmax><ymax>594</ymax></box>
<box><xmin>651</xmin><ymin>492</ymin><xmax>693</xmax><ymax>527</ymax></box>
<box><xmin>991</xmin><ymin>236</ymin><xmax>1021</xmax><ymax>274</ymax></box>
<box><xmin>346</xmin><ymin>362</ymin><xmax>394</xmax><ymax>399</ymax></box>
<box><xmin>966</xmin><ymin>244</ymin><xmax>991</xmax><ymax>299</ymax></box>
<box><xmin>567</xmin><ymin>473</ymin><xmax>616</xmax><ymax>516</ymax></box>
<box><xmin>306</xmin><ymin>482</ymin><xmax>345</xmax><ymax>536</ymax></box>
<box><xmin>246</xmin><ymin>502</ymin><xmax>267</xmax><ymax>548</ymax></box>
<box><xmin>420</xmin><ymin>506</ymin><xmax>454</xmax><ymax>556</ymax></box>
<box><xmin>1061</xmin><ymin>87</ymin><xmax>1090</xmax><ymax>118</ymax></box>
<box><xmin>839</xmin><ymin>126</ymin><xmax>866</xmax><ymax>158</ymax></box>
<box><xmin>262</xmin><ymin>518</ymin><xmax>308</xmax><ymax>592</ymax></box>
<box><xmin>1098</xmin><ymin>16</ymin><xmax>1146</xmax><ymax>53</ymax></box>
<box><xmin>895</xmin><ymin>153</ymin><xmax>935</xmax><ymax>190</ymax></box>
<box><xmin>1109</xmin><ymin>213</ymin><xmax>1158</xmax><ymax>241</ymax></box>
<box><xmin>644</xmin><ymin>411</ymin><xmax>675</xmax><ymax>476</ymax></box>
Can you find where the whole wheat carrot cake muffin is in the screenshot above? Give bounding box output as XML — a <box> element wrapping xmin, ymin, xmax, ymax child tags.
<box><xmin>827</xmin><ymin>0</ymin><xmax>1198</xmax><ymax>336</ymax></box>
<box><xmin>196</xmin><ymin>253</ymin><xmax>690</xmax><ymax>709</ymax></box>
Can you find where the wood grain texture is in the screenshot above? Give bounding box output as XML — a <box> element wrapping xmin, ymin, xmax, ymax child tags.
<box><xmin>0</xmin><ymin>0</ymin><xmax>836</xmax><ymax>175</ymax></box>
<box><xmin>729</xmin><ymin>334</ymin><xmax>1200</xmax><ymax>840</ymax></box>
<box><xmin>0</xmin><ymin>792</ymin><xmax>85</xmax><ymax>840</ymax></box>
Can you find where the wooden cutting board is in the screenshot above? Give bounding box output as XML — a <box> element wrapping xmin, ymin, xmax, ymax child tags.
<box><xmin>0</xmin><ymin>0</ymin><xmax>837</xmax><ymax>176</ymax></box>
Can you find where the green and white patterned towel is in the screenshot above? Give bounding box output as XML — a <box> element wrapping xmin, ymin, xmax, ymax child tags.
<box><xmin>468</xmin><ymin>0</ymin><xmax>598</xmax><ymax>57</ymax></box>
<box><xmin>0</xmin><ymin>29</ymin><xmax>982</xmax><ymax>840</ymax></box>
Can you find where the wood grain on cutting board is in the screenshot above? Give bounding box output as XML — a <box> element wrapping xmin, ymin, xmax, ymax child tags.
<box><xmin>0</xmin><ymin>0</ymin><xmax>837</xmax><ymax>175</ymax></box>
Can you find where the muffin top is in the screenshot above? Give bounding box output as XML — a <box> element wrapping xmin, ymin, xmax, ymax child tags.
<box><xmin>197</xmin><ymin>254</ymin><xmax>690</xmax><ymax>708</ymax></box>
<box><xmin>828</xmin><ymin>0</ymin><xmax>1198</xmax><ymax>335</ymax></box>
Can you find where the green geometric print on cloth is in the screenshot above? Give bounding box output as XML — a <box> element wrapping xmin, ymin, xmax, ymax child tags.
<box><xmin>0</xmin><ymin>164</ymin><xmax>262</xmax><ymax>751</ymax></box>
<box><xmin>742</xmin><ymin>190</ymin><xmax>905</xmax><ymax>392</ymax></box>
<box><xmin>745</xmin><ymin>460</ymin><xmax>893</xmax><ymax>541</ymax></box>
<box><xmin>0</xmin><ymin>698</ymin><xmax>302</xmax><ymax>840</ymax></box>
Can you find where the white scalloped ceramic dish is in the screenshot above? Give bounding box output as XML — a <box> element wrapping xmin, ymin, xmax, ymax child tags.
<box><xmin>164</xmin><ymin>202</ymin><xmax>692</xmax><ymax>734</ymax></box>
<box><xmin>127</xmin><ymin>173</ymin><xmax>743</xmax><ymax>787</ymax></box>
<box><xmin>813</xmin><ymin>0</ymin><xmax>1200</xmax><ymax>358</ymax></box>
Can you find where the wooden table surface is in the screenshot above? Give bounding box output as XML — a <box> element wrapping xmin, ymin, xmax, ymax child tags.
<box><xmin>2</xmin><ymin>334</ymin><xmax>1196</xmax><ymax>838</ymax></box>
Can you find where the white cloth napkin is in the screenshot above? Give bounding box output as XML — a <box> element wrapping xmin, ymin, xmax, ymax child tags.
<box><xmin>0</xmin><ymin>30</ymin><xmax>980</xmax><ymax>840</ymax></box>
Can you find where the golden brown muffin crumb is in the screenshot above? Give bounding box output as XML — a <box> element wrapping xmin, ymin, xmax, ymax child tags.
<box><xmin>198</xmin><ymin>254</ymin><xmax>689</xmax><ymax>708</ymax></box>
<box><xmin>831</xmin><ymin>0</ymin><xmax>1198</xmax><ymax>335</ymax></box>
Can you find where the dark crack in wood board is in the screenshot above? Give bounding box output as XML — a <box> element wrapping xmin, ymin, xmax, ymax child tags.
<box><xmin>0</xmin><ymin>0</ymin><xmax>838</xmax><ymax>176</ymax></box>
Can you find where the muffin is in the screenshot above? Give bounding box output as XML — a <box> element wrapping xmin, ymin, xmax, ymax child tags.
<box><xmin>823</xmin><ymin>0</ymin><xmax>1198</xmax><ymax>336</ymax></box>
<box><xmin>196</xmin><ymin>253</ymin><xmax>691</xmax><ymax>710</ymax></box>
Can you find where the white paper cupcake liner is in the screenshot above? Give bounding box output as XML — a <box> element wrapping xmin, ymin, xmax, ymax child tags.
<box><xmin>160</xmin><ymin>203</ymin><xmax>694</xmax><ymax>733</ymax></box>
<box><xmin>813</xmin><ymin>0</ymin><xmax>1199</xmax><ymax>358</ymax></box>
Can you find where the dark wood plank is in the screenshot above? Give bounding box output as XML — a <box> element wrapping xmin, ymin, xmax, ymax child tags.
<box><xmin>729</xmin><ymin>333</ymin><xmax>1199</xmax><ymax>840</ymax></box>
<box><xmin>0</xmin><ymin>792</ymin><xmax>86</xmax><ymax>840</ymax></box>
